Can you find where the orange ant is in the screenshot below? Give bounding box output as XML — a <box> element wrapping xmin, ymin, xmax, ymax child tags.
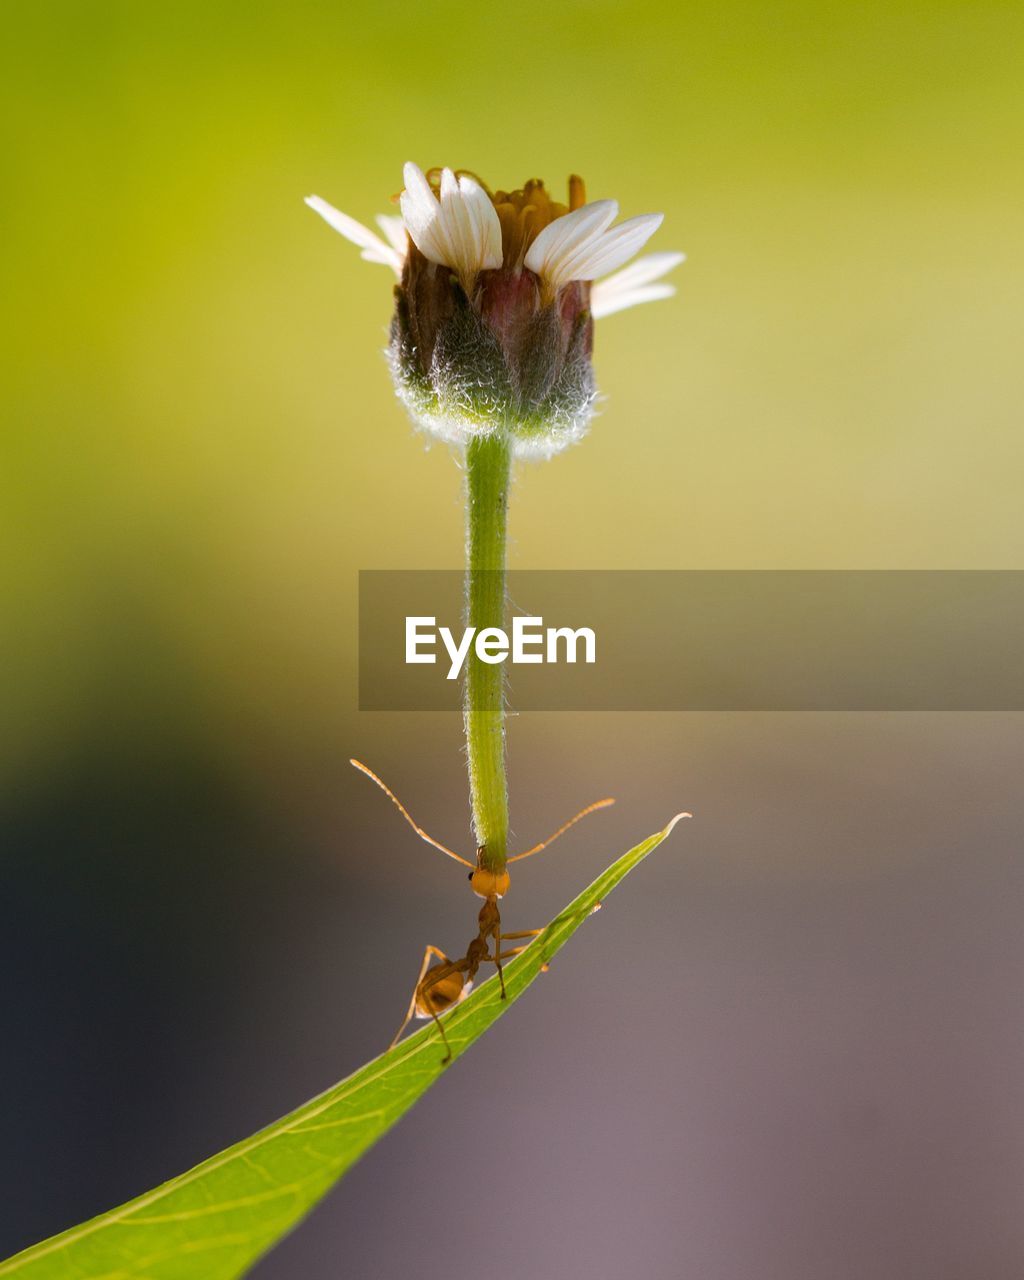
<box><xmin>387</xmin><ymin>928</ymin><xmax>534</xmax><ymax>1062</ymax></box>
<box><xmin>393</xmin><ymin>908</ymin><xmax>603</xmax><ymax>1063</ymax></box>
<box><xmin>350</xmin><ymin>758</ymin><xmax>614</xmax><ymax>1059</ymax></box>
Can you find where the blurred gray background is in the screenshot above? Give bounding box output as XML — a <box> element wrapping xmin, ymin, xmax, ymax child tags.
<box><xmin>4</xmin><ymin>712</ymin><xmax>1024</xmax><ymax>1278</ymax></box>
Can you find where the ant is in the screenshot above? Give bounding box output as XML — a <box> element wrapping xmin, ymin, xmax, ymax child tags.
<box><xmin>392</xmin><ymin>906</ymin><xmax>603</xmax><ymax>1063</ymax></box>
<box><xmin>350</xmin><ymin>758</ymin><xmax>614</xmax><ymax>1059</ymax></box>
<box><xmin>388</xmin><ymin>928</ymin><xmax>535</xmax><ymax>1063</ymax></box>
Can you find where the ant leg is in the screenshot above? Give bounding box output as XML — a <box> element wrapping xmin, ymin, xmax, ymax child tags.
<box><xmin>486</xmin><ymin>904</ymin><xmax>517</xmax><ymax>1000</ymax></box>
<box><xmin>491</xmin><ymin>929</ymin><xmax>543</xmax><ymax>966</ymax></box>
<box><xmin>490</xmin><ymin>945</ymin><xmax>548</xmax><ymax>976</ymax></box>
<box><xmin>499</xmin><ymin>907</ymin><xmax>600</xmax><ymax>948</ymax></box>
<box><xmin>389</xmin><ymin>945</ymin><xmax>449</xmax><ymax>1050</ymax></box>
<box><xmin>427</xmin><ymin>1004</ymin><xmax>453</xmax><ymax>1065</ymax></box>
<box><xmin>495</xmin><ymin>907</ymin><xmax>602</xmax><ymax>971</ymax></box>
<box><xmin>495</xmin><ymin>945</ymin><xmax>531</xmax><ymax>960</ymax></box>
<box><xmin>492</xmin><ymin>908</ymin><xmax>508</xmax><ymax>1001</ymax></box>
<box><xmin>490</xmin><ymin>926</ymin><xmax>541</xmax><ymax>989</ymax></box>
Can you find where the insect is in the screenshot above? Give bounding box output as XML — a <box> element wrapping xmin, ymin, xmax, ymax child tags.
<box><xmin>388</xmin><ymin>926</ymin><xmax>546</xmax><ymax>1063</ymax></box>
<box><xmin>350</xmin><ymin>758</ymin><xmax>614</xmax><ymax>1058</ymax></box>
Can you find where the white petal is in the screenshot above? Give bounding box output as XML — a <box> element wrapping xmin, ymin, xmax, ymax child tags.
<box><xmin>399</xmin><ymin>161</ymin><xmax>502</xmax><ymax>289</ymax></box>
<box><xmin>589</xmin><ymin>249</ymin><xmax>684</xmax><ymax>318</ymax></box>
<box><xmin>399</xmin><ymin>162</ymin><xmax>447</xmax><ymax>264</ymax></box>
<box><xmin>458</xmin><ymin>175</ymin><xmax>503</xmax><ymax>270</ymax></box>
<box><xmin>439</xmin><ymin>167</ymin><xmax>478</xmax><ymax>279</ymax></box>
<box><xmin>305</xmin><ymin>195</ymin><xmax>404</xmax><ymax>274</ymax></box>
<box><xmin>559</xmin><ymin>212</ymin><xmax>664</xmax><ymax>282</ymax></box>
<box><xmin>376</xmin><ymin>214</ymin><xmax>409</xmax><ymax>258</ymax></box>
<box><xmin>524</xmin><ymin>200</ymin><xmax>619</xmax><ymax>281</ymax></box>
<box><xmin>591</xmin><ymin>281</ymin><xmax>676</xmax><ymax>319</ymax></box>
<box><xmin>594</xmin><ymin>251</ymin><xmax>685</xmax><ymax>294</ymax></box>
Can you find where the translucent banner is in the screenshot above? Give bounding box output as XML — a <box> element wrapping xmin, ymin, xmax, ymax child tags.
<box><xmin>358</xmin><ymin>571</ymin><xmax>1024</xmax><ymax>711</ymax></box>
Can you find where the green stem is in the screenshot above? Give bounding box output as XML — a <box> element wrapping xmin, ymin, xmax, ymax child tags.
<box><xmin>464</xmin><ymin>429</ymin><xmax>512</xmax><ymax>872</ymax></box>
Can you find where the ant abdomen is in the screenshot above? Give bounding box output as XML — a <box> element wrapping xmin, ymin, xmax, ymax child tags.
<box><xmin>416</xmin><ymin>969</ymin><xmax>470</xmax><ymax>1018</ymax></box>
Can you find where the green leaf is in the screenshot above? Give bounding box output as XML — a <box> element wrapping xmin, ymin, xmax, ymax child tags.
<box><xmin>0</xmin><ymin>814</ymin><xmax>687</xmax><ymax>1279</ymax></box>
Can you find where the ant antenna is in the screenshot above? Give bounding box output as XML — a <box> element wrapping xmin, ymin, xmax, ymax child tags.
<box><xmin>508</xmin><ymin>797</ymin><xmax>616</xmax><ymax>863</ymax></box>
<box><xmin>350</xmin><ymin>759</ymin><xmax>475</xmax><ymax>869</ymax></box>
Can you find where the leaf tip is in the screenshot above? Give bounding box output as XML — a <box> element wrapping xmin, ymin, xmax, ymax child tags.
<box><xmin>662</xmin><ymin>811</ymin><xmax>693</xmax><ymax>837</ymax></box>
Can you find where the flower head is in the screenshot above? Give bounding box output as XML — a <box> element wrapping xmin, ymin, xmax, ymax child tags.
<box><xmin>306</xmin><ymin>164</ymin><xmax>683</xmax><ymax>456</ymax></box>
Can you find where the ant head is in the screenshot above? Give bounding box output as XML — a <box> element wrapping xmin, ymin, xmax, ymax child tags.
<box><xmin>468</xmin><ymin>867</ymin><xmax>511</xmax><ymax>899</ymax></box>
<box><xmin>416</xmin><ymin>967</ymin><xmax>470</xmax><ymax>1018</ymax></box>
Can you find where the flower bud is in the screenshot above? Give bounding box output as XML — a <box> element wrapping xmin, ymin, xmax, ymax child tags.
<box><xmin>306</xmin><ymin>164</ymin><xmax>683</xmax><ymax>458</ymax></box>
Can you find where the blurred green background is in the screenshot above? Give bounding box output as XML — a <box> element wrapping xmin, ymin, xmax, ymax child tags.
<box><xmin>4</xmin><ymin>0</ymin><xmax>1023</xmax><ymax>787</ymax></box>
<box><xmin>2</xmin><ymin>3</ymin><xmax>1023</xmax><ymax>1277</ymax></box>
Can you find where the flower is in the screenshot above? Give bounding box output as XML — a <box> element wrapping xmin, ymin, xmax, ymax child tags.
<box><xmin>306</xmin><ymin>163</ymin><xmax>683</xmax><ymax>456</ymax></box>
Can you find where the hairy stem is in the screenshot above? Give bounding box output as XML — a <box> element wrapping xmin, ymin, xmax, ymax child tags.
<box><xmin>463</xmin><ymin>430</ymin><xmax>512</xmax><ymax>872</ymax></box>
